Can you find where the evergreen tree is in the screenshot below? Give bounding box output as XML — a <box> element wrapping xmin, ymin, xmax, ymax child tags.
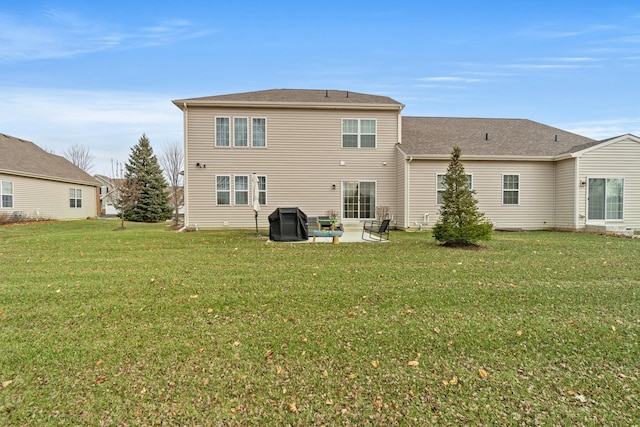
<box><xmin>122</xmin><ymin>134</ymin><xmax>173</xmax><ymax>222</ymax></box>
<box><xmin>432</xmin><ymin>146</ymin><xmax>493</xmax><ymax>246</ymax></box>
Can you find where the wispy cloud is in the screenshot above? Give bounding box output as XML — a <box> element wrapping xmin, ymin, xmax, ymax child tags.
<box><xmin>1</xmin><ymin>87</ymin><xmax>183</xmax><ymax>174</ymax></box>
<box><xmin>0</xmin><ymin>9</ymin><xmax>214</xmax><ymax>62</ymax></box>
<box><xmin>560</xmin><ymin>117</ymin><xmax>640</xmax><ymax>140</ymax></box>
<box><xmin>418</xmin><ymin>76</ymin><xmax>485</xmax><ymax>83</ymax></box>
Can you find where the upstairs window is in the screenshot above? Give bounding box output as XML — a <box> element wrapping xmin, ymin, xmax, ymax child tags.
<box><xmin>342</xmin><ymin>119</ymin><xmax>376</xmax><ymax>148</ymax></box>
<box><xmin>1</xmin><ymin>180</ymin><xmax>13</xmax><ymax>208</ymax></box>
<box><xmin>69</xmin><ymin>188</ymin><xmax>82</xmax><ymax>208</ymax></box>
<box><xmin>252</xmin><ymin>118</ymin><xmax>266</xmax><ymax>147</ymax></box>
<box><xmin>215</xmin><ymin>117</ymin><xmax>230</xmax><ymax>147</ymax></box>
<box><xmin>234</xmin><ymin>118</ymin><xmax>248</xmax><ymax>147</ymax></box>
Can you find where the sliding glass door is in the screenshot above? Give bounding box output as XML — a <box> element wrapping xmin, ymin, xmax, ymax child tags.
<box><xmin>587</xmin><ymin>178</ymin><xmax>623</xmax><ymax>221</ymax></box>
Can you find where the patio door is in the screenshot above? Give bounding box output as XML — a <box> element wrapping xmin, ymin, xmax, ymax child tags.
<box><xmin>342</xmin><ymin>181</ymin><xmax>376</xmax><ymax>219</ymax></box>
<box><xmin>587</xmin><ymin>178</ymin><xmax>623</xmax><ymax>221</ymax></box>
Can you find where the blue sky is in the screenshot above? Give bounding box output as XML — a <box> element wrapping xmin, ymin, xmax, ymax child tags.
<box><xmin>2</xmin><ymin>1</ymin><xmax>640</xmax><ymax>174</ymax></box>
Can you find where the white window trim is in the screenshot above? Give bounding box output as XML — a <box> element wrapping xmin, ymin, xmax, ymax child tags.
<box><xmin>342</xmin><ymin>118</ymin><xmax>377</xmax><ymax>149</ymax></box>
<box><xmin>502</xmin><ymin>173</ymin><xmax>520</xmax><ymax>206</ymax></box>
<box><xmin>252</xmin><ymin>117</ymin><xmax>267</xmax><ymax>148</ymax></box>
<box><xmin>234</xmin><ymin>175</ymin><xmax>250</xmax><ymax>206</ymax></box>
<box><xmin>215</xmin><ymin>117</ymin><xmax>231</xmax><ymax>148</ymax></box>
<box><xmin>233</xmin><ymin>117</ymin><xmax>249</xmax><ymax>148</ymax></box>
<box><xmin>69</xmin><ymin>188</ymin><xmax>83</xmax><ymax>209</ymax></box>
<box><xmin>216</xmin><ymin>175</ymin><xmax>231</xmax><ymax>205</ymax></box>
<box><xmin>436</xmin><ymin>173</ymin><xmax>473</xmax><ymax>205</ymax></box>
<box><xmin>1</xmin><ymin>180</ymin><xmax>14</xmax><ymax>208</ymax></box>
<box><xmin>586</xmin><ymin>176</ymin><xmax>625</xmax><ymax>222</ymax></box>
<box><xmin>257</xmin><ymin>175</ymin><xmax>268</xmax><ymax>206</ymax></box>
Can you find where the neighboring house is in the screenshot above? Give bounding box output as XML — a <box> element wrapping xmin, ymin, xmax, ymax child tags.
<box><xmin>94</xmin><ymin>174</ymin><xmax>119</xmax><ymax>215</ymax></box>
<box><xmin>173</xmin><ymin>89</ymin><xmax>640</xmax><ymax>232</ymax></box>
<box><xmin>94</xmin><ymin>174</ymin><xmax>184</xmax><ymax>217</ymax></box>
<box><xmin>0</xmin><ymin>133</ymin><xmax>99</xmax><ymax>220</ymax></box>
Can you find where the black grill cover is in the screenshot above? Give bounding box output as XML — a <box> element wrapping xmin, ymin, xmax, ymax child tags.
<box><xmin>268</xmin><ymin>207</ymin><xmax>308</xmax><ymax>241</ymax></box>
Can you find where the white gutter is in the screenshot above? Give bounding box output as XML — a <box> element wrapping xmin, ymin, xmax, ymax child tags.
<box><xmin>183</xmin><ymin>102</ymin><xmax>189</xmax><ymax>228</ymax></box>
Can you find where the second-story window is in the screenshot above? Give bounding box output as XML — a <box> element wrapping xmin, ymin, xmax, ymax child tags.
<box><xmin>215</xmin><ymin>117</ymin><xmax>230</xmax><ymax>147</ymax></box>
<box><xmin>342</xmin><ymin>119</ymin><xmax>376</xmax><ymax>148</ymax></box>
<box><xmin>234</xmin><ymin>118</ymin><xmax>248</xmax><ymax>147</ymax></box>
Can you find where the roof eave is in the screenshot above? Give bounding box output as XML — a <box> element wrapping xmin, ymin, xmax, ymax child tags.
<box><xmin>172</xmin><ymin>99</ymin><xmax>404</xmax><ymax>111</ymax></box>
<box><xmin>0</xmin><ymin>169</ymin><xmax>100</xmax><ymax>187</ymax></box>
<box><xmin>402</xmin><ymin>154</ymin><xmax>559</xmax><ymax>162</ymax></box>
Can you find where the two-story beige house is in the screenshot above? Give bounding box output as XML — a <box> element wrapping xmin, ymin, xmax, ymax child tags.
<box><xmin>173</xmin><ymin>89</ymin><xmax>640</xmax><ymax>233</ymax></box>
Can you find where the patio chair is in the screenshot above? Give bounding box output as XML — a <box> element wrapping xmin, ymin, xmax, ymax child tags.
<box><xmin>362</xmin><ymin>218</ymin><xmax>391</xmax><ymax>241</ymax></box>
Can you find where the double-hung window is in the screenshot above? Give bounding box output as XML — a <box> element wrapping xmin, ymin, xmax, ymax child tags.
<box><xmin>342</xmin><ymin>119</ymin><xmax>376</xmax><ymax>148</ymax></box>
<box><xmin>215</xmin><ymin>117</ymin><xmax>230</xmax><ymax>147</ymax></box>
<box><xmin>252</xmin><ymin>118</ymin><xmax>266</xmax><ymax>147</ymax></box>
<box><xmin>234</xmin><ymin>118</ymin><xmax>248</xmax><ymax>147</ymax></box>
<box><xmin>502</xmin><ymin>174</ymin><xmax>520</xmax><ymax>205</ymax></box>
<box><xmin>1</xmin><ymin>180</ymin><xmax>13</xmax><ymax>208</ymax></box>
<box><xmin>234</xmin><ymin>176</ymin><xmax>249</xmax><ymax>205</ymax></box>
<box><xmin>436</xmin><ymin>174</ymin><xmax>473</xmax><ymax>204</ymax></box>
<box><xmin>216</xmin><ymin>176</ymin><xmax>230</xmax><ymax>205</ymax></box>
<box><xmin>69</xmin><ymin>188</ymin><xmax>82</xmax><ymax>208</ymax></box>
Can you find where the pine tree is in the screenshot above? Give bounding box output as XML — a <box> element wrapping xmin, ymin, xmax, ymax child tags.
<box><xmin>122</xmin><ymin>134</ymin><xmax>173</xmax><ymax>222</ymax></box>
<box><xmin>432</xmin><ymin>146</ymin><xmax>493</xmax><ymax>246</ymax></box>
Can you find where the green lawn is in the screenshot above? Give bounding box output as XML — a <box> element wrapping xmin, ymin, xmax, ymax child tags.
<box><xmin>1</xmin><ymin>220</ymin><xmax>639</xmax><ymax>426</ymax></box>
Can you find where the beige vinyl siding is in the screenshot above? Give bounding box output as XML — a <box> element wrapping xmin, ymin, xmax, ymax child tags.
<box><xmin>0</xmin><ymin>173</ymin><xmax>97</xmax><ymax>220</ymax></box>
<box><xmin>407</xmin><ymin>160</ymin><xmax>557</xmax><ymax>230</ymax></box>
<box><xmin>395</xmin><ymin>148</ymin><xmax>407</xmax><ymax>228</ymax></box>
<box><xmin>553</xmin><ymin>158</ymin><xmax>577</xmax><ymax>230</ymax></box>
<box><xmin>184</xmin><ymin>106</ymin><xmax>400</xmax><ymax>229</ymax></box>
<box><xmin>577</xmin><ymin>137</ymin><xmax>640</xmax><ymax>229</ymax></box>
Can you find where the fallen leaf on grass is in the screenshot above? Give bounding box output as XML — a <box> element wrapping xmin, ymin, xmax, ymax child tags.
<box><xmin>407</xmin><ymin>360</ymin><xmax>419</xmax><ymax>367</ymax></box>
<box><xmin>371</xmin><ymin>360</ymin><xmax>380</xmax><ymax>369</ymax></box>
<box><xmin>433</xmin><ymin>327</ymin><xmax>441</xmax><ymax>334</ymax></box>
<box><xmin>573</xmin><ymin>393</ymin><xmax>587</xmax><ymax>403</ymax></box>
<box><xmin>443</xmin><ymin>376</ymin><xmax>458</xmax><ymax>385</ymax></box>
<box><xmin>95</xmin><ymin>376</ymin><xmax>107</xmax><ymax>384</ymax></box>
<box><xmin>2</xmin><ymin>380</ymin><xmax>12</xmax><ymax>388</ymax></box>
<box><xmin>288</xmin><ymin>402</ymin><xmax>298</xmax><ymax>413</ymax></box>
<box><xmin>346</xmin><ymin>311</ymin><xmax>357</xmax><ymax>317</ymax></box>
<box><xmin>265</xmin><ymin>350</ymin><xmax>274</xmax><ymax>359</ymax></box>
<box><xmin>374</xmin><ymin>395</ymin><xmax>383</xmax><ymax>410</ymax></box>
<box><xmin>478</xmin><ymin>369</ymin><xmax>488</xmax><ymax>379</ymax></box>
<box><xmin>95</xmin><ymin>359</ymin><xmax>104</xmax><ymax>366</ymax></box>
<box><xmin>516</xmin><ymin>330</ymin><xmax>523</xmax><ymax>336</ymax></box>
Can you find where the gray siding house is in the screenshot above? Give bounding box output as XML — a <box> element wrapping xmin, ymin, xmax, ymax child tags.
<box><xmin>0</xmin><ymin>133</ymin><xmax>99</xmax><ymax>220</ymax></box>
<box><xmin>174</xmin><ymin>89</ymin><xmax>640</xmax><ymax>233</ymax></box>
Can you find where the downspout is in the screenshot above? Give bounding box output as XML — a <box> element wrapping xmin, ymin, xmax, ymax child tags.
<box><xmin>183</xmin><ymin>102</ymin><xmax>189</xmax><ymax>228</ymax></box>
<box><xmin>406</xmin><ymin>156</ymin><xmax>413</xmax><ymax>230</ymax></box>
<box><xmin>574</xmin><ymin>156</ymin><xmax>581</xmax><ymax>230</ymax></box>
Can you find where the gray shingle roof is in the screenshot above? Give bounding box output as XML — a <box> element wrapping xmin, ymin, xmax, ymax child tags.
<box><xmin>401</xmin><ymin>117</ymin><xmax>595</xmax><ymax>158</ymax></box>
<box><xmin>174</xmin><ymin>89</ymin><xmax>403</xmax><ymax>107</ymax></box>
<box><xmin>0</xmin><ymin>133</ymin><xmax>99</xmax><ymax>185</ymax></box>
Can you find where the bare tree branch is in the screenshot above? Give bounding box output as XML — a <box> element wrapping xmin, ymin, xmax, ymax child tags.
<box><xmin>64</xmin><ymin>144</ymin><xmax>95</xmax><ymax>173</ymax></box>
<box><xmin>159</xmin><ymin>141</ymin><xmax>184</xmax><ymax>226</ymax></box>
